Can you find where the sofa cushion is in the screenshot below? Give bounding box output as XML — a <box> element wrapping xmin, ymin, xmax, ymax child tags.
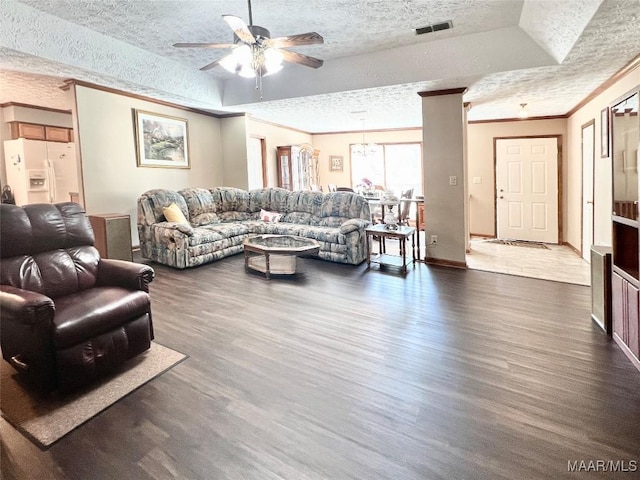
<box><xmin>179</xmin><ymin>188</ymin><xmax>218</xmax><ymax>220</ymax></box>
<box><xmin>138</xmin><ymin>189</ymin><xmax>189</xmax><ymax>225</ymax></box>
<box><xmin>53</xmin><ymin>287</ymin><xmax>150</xmax><ymax>349</ymax></box>
<box><xmin>191</xmin><ymin>212</ymin><xmax>219</xmax><ymax>227</ymax></box>
<box><xmin>187</xmin><ymin>222</ymin><xmax>251</xmax><ymax>246</ymax></box>
<box><xmin>249</xmin><ymin>188</ymin><xmax>290</xmax><ymax>213</ymax></box>
<box><xmin>320</xmin><ymin>192</ymin><xmax>370</xmax><ymax>227</ymax></box>
<box><xmin>210</xmin><ymin>187</ymin><xmax>250</xmax><ymax>213</ymax></box>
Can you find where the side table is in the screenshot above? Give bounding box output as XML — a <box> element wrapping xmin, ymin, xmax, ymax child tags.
<box><xmin>365</xmin><ymin>223</ymin><xmax>416</xmax><ymax>274</ymax></box>
<box><xmin>88</xmin><ymin>213</ymin><xmax>133</xmax><ymax>261</ymax></box>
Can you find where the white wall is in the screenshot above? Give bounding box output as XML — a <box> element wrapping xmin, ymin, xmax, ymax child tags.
<box><xmin>566</xmin><ymin>67</ymin><xmax>640</xmax><ymax>249</ymax></box>
<box><xmin>247</xmin><ymin>117</ymin><xmax>312</xmax><ymax>187</ymax></box>
<box><xmin>74</xmin><ymin>85</ymin><xmax>223</xmax><ymax>245</ymax></box>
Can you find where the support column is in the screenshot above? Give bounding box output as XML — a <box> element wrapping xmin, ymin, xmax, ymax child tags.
<box><xmin>419</xmin><ymin>88</ymin><xmax>468</xmax><ymax>268</ymax></box>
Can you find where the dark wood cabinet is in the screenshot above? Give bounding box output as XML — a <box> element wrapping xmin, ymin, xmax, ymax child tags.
<box><xmin>276</xmin><ymin>144</ymin><xmax>319</xmax><ymax>191</ymax></box>
<box><xmin>610</xmin><ymin>87</ymin><xmax>639</xmax><ymax>371</ymax></box>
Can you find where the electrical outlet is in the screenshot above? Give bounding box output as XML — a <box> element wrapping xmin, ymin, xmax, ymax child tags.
<box><xmin>449</xmin><ymin>176</ymin><xmax>457</xmax><ymax>186</ymax></box>
<box><xmin>430</xmin><ymin>235</ymin><xmax>438</xmax><ymax>244</ymax></box>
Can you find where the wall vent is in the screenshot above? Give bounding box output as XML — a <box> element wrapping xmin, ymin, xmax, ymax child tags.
<box><xmin>415</xmin><ymin>20</ymin><xmax>453</xmax><ymax>35</ymax></box>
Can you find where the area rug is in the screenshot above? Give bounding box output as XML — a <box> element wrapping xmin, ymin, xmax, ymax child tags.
<box><xmin>487</xmin><ymin>239</ymin><xmax>550</xmax><ymax>249</ymax></box>
<box><xmin>0</xmin><ymin>342</ymin><xmax>186</xmax><ymax>450</ymax></box>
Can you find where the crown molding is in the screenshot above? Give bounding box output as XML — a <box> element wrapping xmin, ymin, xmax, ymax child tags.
<box><xmin>0</xmin><ymin>101</ymin><xmax>71</xmax><ymax>114</ymax></box>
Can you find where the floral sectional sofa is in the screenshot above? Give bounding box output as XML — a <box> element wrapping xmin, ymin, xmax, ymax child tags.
<box><xmin>137</xmin><ymin>187</ymin><xmax>371</xmax><ymax>269</ymax></box>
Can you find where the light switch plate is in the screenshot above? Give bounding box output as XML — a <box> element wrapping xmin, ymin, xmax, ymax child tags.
<box><xmin>473</xmin><ymin>176</ymin><xmax>482</xmax><ymax>184</ymax></box>
<box><xmin>449</xmin><ymin>176</ymin><xmax>457</xmax><ymax>186</ymax></box>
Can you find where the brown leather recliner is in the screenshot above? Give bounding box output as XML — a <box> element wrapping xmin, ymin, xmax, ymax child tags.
<box><xmin>0</xmin><ymin>202</ymin><xmax>155</xmax><ymax>392</ymax></box>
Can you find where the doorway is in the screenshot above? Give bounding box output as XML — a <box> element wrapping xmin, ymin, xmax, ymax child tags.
<box><xmin>581</xmin><ymin>120</ymin><xmax>595</xmax><ymax>261</ymax></box>
<box><xmin>247</xmin><ymin>136</ymin><xmax>266</xmax><ymax>189</ymax></box>
<box><xmin>495</xmin><ymin>137</ymin><xmax>560</xmax><ymax>243</ymax></box>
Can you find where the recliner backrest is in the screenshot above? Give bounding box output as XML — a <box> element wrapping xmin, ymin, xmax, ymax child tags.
<box><xmin>0</xmin><ymin>202</ymin><xmax>99</xmax><ymax>299</ymax></box>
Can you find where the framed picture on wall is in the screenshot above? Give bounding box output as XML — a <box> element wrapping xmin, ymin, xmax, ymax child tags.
<box><xmin>134</xmin><ymin>110</ymin><xmax>190</xmax><ymax>168</ymax></box>
<box><xmin>600</xmin><ymin>107</ymin><xmax>610</xmax><ymax>158</ymax></box>
<box><xmin>329</xmin><ymin>155</ymin><xmax>343</xmax><ymax>172</ymax></box>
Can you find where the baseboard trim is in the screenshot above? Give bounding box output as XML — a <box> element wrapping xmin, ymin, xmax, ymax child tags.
<box><xmin>563</xmin><ymin>241</ymin><xmax>581</xmax><ymax>256</ymax></box>
<box><xmin>425</xmin><ymin>257</ymin><xmax>468</xmax><ymax>269</ymax></box>
<box><xmin>470</xmin><ymin>233</ymin><xmax>496</xmax><ymax>239</ymax></box>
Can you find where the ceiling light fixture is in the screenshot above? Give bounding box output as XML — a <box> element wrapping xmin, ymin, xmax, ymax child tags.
<box><xmin>518</xmin><ymin>103</ymin><xmax>529</xmax><ymax>119</ymax></box>
<box><xmin>352</xmin><ymin>118</ymin><xmax>379</xmax><ymax>156</ymax></box>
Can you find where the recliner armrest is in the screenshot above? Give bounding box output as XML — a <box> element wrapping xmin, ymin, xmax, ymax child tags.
<box><xmin>0</xmin><ymin>285</ymin><xmax>55</xmax><ymax>325</ymax></box>
<box><xmin>340</xmin><ymin>218</ymin><xmax>370</xmax><ymax>235</ymax></box>
<box><xmin>96</xmin><ymin>259</ymin><xmax>155</xmax><ymax>293</ymax></box>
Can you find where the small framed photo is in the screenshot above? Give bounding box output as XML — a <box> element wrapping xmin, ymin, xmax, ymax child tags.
<box><xmin>600</xmin><ymin>107</ymin><xmax>610</xmax><ymax>158</ymax></box>
<box><xmin>329</xmin><ymin>155</ymin><xmax>343</xmax><ymax>172</ymax></box>
<box><xmin>134</xmin><ymin>110</ymin><xmax>190</xmax><ymax>168</ymax></box>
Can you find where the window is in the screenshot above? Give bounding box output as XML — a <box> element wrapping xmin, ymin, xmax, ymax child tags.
<box><xmin>350</xmin><ymin>142</ymin><xmax>422</xmax><ymax>196</ymax></box>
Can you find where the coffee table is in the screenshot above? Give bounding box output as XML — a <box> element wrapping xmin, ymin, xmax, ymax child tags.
<box><xmin>243</xmin><ymin>235</ymin><xmax>320</xmax><ymax>279</ymax></box>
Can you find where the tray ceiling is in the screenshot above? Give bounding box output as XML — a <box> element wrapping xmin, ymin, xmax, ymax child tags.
<box><xmin>1</xmin><ymin>0</ymin><xmax>639</xmax><ymax>132</ymax></box>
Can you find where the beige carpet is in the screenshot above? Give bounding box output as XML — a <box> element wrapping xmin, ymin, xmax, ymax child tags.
<box><xmin>1</xmin><ymin>342</ymin><xmax>186</xmax><ymax>449</ymax></box>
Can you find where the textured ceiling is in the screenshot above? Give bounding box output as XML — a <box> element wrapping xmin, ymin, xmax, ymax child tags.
<box><xmin>1</xmin><ymin>0</ymin><xmax>639</xmax><ymax>133</ymax></box>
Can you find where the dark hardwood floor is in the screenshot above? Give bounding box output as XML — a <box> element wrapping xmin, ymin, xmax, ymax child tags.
<box><xmin>2</xmin><ymin>253</ymin><xmax>639</xmax><ymax>479</ymax></box>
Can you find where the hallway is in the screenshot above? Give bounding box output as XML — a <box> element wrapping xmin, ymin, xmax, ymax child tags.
<box><xmin>466</xmin><ymin>237</ymin><xmax>591</xmax><ymax>286</ymax></box>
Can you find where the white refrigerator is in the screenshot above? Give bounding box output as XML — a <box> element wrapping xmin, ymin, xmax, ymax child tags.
<box><xmin>3</xmin><ymin>138</ymin><xmax>79</xmax><ymax>205</ymax></box>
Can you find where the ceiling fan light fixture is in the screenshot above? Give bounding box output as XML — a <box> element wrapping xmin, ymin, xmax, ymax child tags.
<box><xmin>219</xmin><ymin>55</ymin><xmax>239</xmax><ymax>73</ymax></box>
<box><xmin>239</xmin><ymin>64</ymin><xmax>256</xmax><ymax>78</ymax></box>
<box><xmin>233</xmin><ymin>44</ymin><xmax>253</xmax><ymax>64</ymax></box>
<box><xmin>264</xmin><ymin>48</ymin><xmax>283</xmax><ymax>67</ymax></box>
<box><xmin>264</xmin><ymin>62</ymin><xmax>283</xmax><ymax>76</ymax></box>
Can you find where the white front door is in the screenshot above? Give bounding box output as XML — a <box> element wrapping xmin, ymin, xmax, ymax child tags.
<box><xmin>496</xmin><ymin>138</ymin><xmax>558</xmax><ymax>243</ymax></box>
<box><xmin>582</xmin><ymin>122</ymin><xmax>595</xmax><ymax>261</ymax></box>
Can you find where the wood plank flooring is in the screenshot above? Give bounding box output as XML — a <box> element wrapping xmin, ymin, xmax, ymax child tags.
<box><xmin>2</xmin><ymin>254</ymin><xmax>639</xmax><ymax>479</ymax></box>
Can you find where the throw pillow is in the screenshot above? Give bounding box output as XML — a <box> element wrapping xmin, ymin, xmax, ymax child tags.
<box><xmin>163</xmin><ymin>203</ymin><xmax>188</xmax><ymax>224</ymax></box>
<box><xmin>260</xmin><ymin>209</ymin><xmax>282</xmax><ymax>223</ymax></box>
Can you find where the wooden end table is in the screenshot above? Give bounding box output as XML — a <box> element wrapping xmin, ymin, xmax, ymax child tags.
<box><xmin>365</xmin><ymin>224</ymin><xmax>416</xmax><ymax>274</ymax></box>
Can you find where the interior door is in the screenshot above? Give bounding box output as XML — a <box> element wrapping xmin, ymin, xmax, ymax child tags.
<box><xmin>581</xmin><ymin>121</ymin><xmax>595</xmax><ymax>261</ymax></box>
<box><xmin>496</xmin><ymin>137</ymin><xmax>558</xmax><ymax>243</ymax></box>
<box><xmin>247</xmin><ymin>136</ymin><xmax>265</xmax><ymax>190</ymax></box>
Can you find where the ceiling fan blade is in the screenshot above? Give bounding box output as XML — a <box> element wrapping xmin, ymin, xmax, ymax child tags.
<box><xmin>222</xmin><ymin>14</ymin><xmax>255</xmax><ymax>44</ymax></box>
<box><xmin>266</xmin><ymin>32</ymin><xmax>324</xmax><ymax>48</ymax></box>
<box><xmin>200</xmin><ymin>52</ymin><xmax>235</xmax><ymax>71</ymax></box>
<box><xmin>281</xmin><ymin>50</ymin><xmax>324</xmax><ymax>69</ymax></box>
<box><xmin>174</xmin><ymin>42</ymin><xmax>235</xmax><ymax>48</ymax></box>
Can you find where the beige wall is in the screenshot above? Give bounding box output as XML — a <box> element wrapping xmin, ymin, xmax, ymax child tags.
<box><xmin>220</xmin><ymin>115</ymin><xmax>249</xmax><ymax>189</ymax></box>
<box><xmin>466</xmin><ymin>118</ymin><xmax>567</xmax><ymax>238</ymax></box>
<box><xmin>566</xmin><ymin>67</ymin><xmax>640</xmax><ymax>249</ymax></box>
<box><xmin>312</xmin><ymin>129</ymin><xmax>422</xmax><ymax>190</ymax></box>
<box><xmin>422</xmin><ymin>92</ymin><xmax>467</xmax><ymax>265</ymax></box>
<box><xmin>74</xmin><ymin>85</ymin><xmax>223</xmax><ymax>245</ymax></box>
<box><xmin>247</xmin><ymin>117</ymin><xmax>312</xmax><ymax>187</ymax></box>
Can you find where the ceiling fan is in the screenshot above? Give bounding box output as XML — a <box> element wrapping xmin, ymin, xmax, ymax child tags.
<box><xmin>173</xmin><ymin>0</ymin><xmax>324</xmax><ymax>78</ymax></box>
